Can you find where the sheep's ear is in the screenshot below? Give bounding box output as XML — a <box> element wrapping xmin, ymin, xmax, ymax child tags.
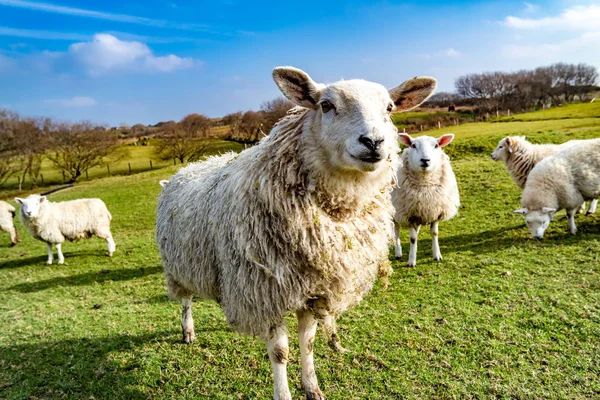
<box><xmin>14</xmin><ymin>197</ymin><xmax>23</xmax><ymax>205</ymax></box>
<box><xmin>437</xmin><ymin>134</ymin><xmax>454</xmax><ymax>147</ymax></box>
<box><xmin>39</xmin><ymin>196</ymin><xmax>46</xmax><ymax>203</ymax></box>
<box><xmin>389</xmin><ymin>77</ymin><xmax>437</xmax><ymax>112</ymax></box>
<box><xmin>272</xmin><ymin>67</ymin><xmax>322</xmax><ymax>109</ymax></box>
<box><xmin>398</xmin><ymin>133</ymin><xmax>413</xmax><ymax>147</ymax></box>
<box><xmin>513</xmin><ymin>208</ymin><xmax>528</xmax><ymax>215</ymax></box>
<box><xmin>505</xmin><ymin>137</ymin><xmax>513</xmax><ymax>146</ymax></box>
<box><xmin>542</xmin><ymin>207</ymin><xmax>557</xmax><ymax>214</ymax></box>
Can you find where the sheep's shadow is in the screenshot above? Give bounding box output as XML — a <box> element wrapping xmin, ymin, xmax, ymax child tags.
<box><xmin>8</xmin><ymin>265</ymin><xmax>163</xmax><ymax>293</ymax></box>
<box><xmin>0</xmin><ymin>249</ymin><xmax>113</xmax><ymax>270</ymax></box>
<box><xmin>0</xmin><ymin>331</ymin><xmax>169</xmax><ymax>399</ymax></box>
<box><xmin>0</xmin><ymin>254</ymin><xmax>49</xmax><ymax>269</ymax></box>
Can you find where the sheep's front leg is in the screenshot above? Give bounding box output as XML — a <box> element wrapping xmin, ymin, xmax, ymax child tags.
<box><xmin>431</xmin><ymin>221</ymin><xmax>442</xmax><ymax>261</ymax></box>
<box><xmin>267</xmin><ymin>325</ymin><xmax>291</xmax><ymax>400</ymax></box>
<box><xmin>181</xmin><ymin>297</ymin><xmax>195</xmax><ymax>344</ymax></box>
<box><xmin>46</xmin><ymin>242</ymin><xmax>53</xmax><ymax>264</ymax></box>
<box><xmin>394</xmin><ymin>222</ymin><xmax>402</xmax><ymax>259</ymax></box>
<box><xmin>56</xmin><ymin>243</ymin><xmax>65</xmax><ymax>264</ymax></box>
<box><xmin>587</xmin><ymin>199</ymin><xmax>598</xmax><ymax>215</ymax></box>
<box><xmin>566</xmin><ymin>209</ymin><xmax>577</xmax><ymax>235</ymax></box>
<box><xmin>106</xmin><ymin>235</ymin><xmax>116</xmax><ymax>257</ymax></box>
<box><xmin>407</xmin><ymin>225</ymin><xmax>420</xmax><ymax>267</ymax></box>
<box><xmin>10</xmin><ymin>226</ymin><xmax>20</xmax><ymax>246</ymax></box>
<box><xmin>297</xmin><ymin>310</ymin><xmax>324</xmax><ymax>400</ymax></box>
<box><xmin>324</xmin><ymin>313</ymin><xmax>346</xmax><ymax>353</ymax></box>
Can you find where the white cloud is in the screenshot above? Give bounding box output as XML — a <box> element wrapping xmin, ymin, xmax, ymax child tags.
<box><xmin>523</xmin><ymin>2</ymin><xmax>539</xmax><ymax>14</ymax></box>
<box><xmin>45</xmin><ymin>96</ymin><xmax>98</xmax><ymax>108</ymax></box>
<box><xmin>504</xmin><ymin>4</ymin><xmax>600</xmax><ymax>31</ymax></box>
<box><xmin>441</xmin><ymin>48</ymin><xmax>461</xmax><ymax>58</ymax></box>
<box><xmin>68</xmin><ymin>34</ymin><xmax>197</xmax><ymax>76</ymax></box>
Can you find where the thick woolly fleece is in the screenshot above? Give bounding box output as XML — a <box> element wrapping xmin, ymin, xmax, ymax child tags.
<box><xmin>156</xmin><ymin>108</ymin><xmax>398</xmax><ymax>339</ymax></box>
<box><xmin>501</xmin><ymin>137</ymin><xmax>583</xmax><ymax>189</ymax></box>
<box><xmin>392</xmin><ymin>151</ymin><xmax>459</xmax><ymax>228</ymax></box>
<box><xmin>20</xmin><ymin>198</ymin><xmax>113</xmax><ymax>245</ymax></box>
<box><xmin>0</xmin><ymin>200</ymin><xmax>19</xmax><ymax>245</ymax></box>
<box><xmin>522</xmin><ymin>138</ymin><xmax>600</xmax><ymax>212</ymax></box>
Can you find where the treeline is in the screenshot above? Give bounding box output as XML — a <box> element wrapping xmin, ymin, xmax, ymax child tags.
<box><xmin>0</xmin><ymin>110</ymin><xmax>120</xmax><ymax>189</ymax></box>
<box><xmin>426</xmin><ymin>62</ymin><xmax>599</xmax><ymax>112</ymax></box>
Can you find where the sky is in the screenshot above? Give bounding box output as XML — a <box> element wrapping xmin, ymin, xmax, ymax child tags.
<box><xmin>0</xmin><ymin>0</ymin><xmax>599</xmax><ymax>126</ymax></box>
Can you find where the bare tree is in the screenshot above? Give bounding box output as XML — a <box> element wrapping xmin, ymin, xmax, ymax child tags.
<box><xmin>154</xmin><ymin>118</ymin><xmax>213</xmax><ymax>163</ymax></box>
<box><xmin>260</xmin><ymin>97</ymin><xmax>294</xmax><ymax>132</ymax></box>
<box><xmin>46</xmin><ymin>121</ymin><xmax>121</xmax><ymax>183</ymax></box>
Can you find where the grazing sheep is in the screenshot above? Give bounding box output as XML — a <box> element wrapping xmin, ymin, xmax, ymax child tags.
<box><xmin>14</xmin><ymin>194</ymin><xmax>115</xmax><ymax>264</ymax></box>
<box><xmin>156</xmin><ymin>66</ymin><xmax>437</xmax><ymax>400</ymax></box>
<box><xmin>392</xmin><ymin>134</ymin><xmax>459</xmax><ymax>267</ymax></box>
<box><xmin>0</xmin><ymin>200</ymin><xmax>20</xmax><ymax>246</ymax></box>
<box><xmin>491</xmin><ymin>136</ymin><xmax>598</xmax><ymax>214</ymax></box>
<box><xmin>514</xmin><ymin>138</ymin><xmax>600</xmax><ymax>238</ymax></box>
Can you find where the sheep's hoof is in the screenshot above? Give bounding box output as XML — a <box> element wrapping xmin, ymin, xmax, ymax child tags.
<box><xmin>586</xmin><ymin>211</ymin><xmax>594</xmax><ymax>216</ymax></box>
<box><xmin>304</xmin><ymin>387</ymin><xmax>325</xmax><ymax>400</ymax></box>
<box><xmin>433</xmin><ymin>256</ymin><xmax>442</xmax><ymax>261</ymax></box>
<box><xmin>108</xmin><ymin>252</ymin><xmax>114</xmax><ymax>257</ymax></box>
<box><xmin>328</xmin><ymin>336</ymin><xmax>349</xmax><ymax>354</ymax></box>
<box><xmin>182</xmin><ymin>330</ymin><xmax>196</xmax><ymax>344</ymax></box>
<box><xmin>58</xmin><ymin>260</ymin><xmax>65</xmax><ymax>265</ymax></box>
<box><xmin>47</xmin><ymin>260</ymin><xmax>53</xmax><ymax>265</ymax></box>
<box><xmin>406</xmin><ymin>262</ymin><xmax>416</xmax><ymax>268</ymax></box>
<box><xmin>10</xmin><ymin>242</ymin><xmax>16</xmax><ymax>247</ymax></box>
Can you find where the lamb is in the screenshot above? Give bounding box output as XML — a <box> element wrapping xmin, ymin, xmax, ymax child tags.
<box><xmin>491</xmin><ymin>136</ymin><xmax>598</xmax><ymax>214</ymax></box>
<box><xmin>14</xmin><ymin>194</ymin><xmax>115</xmax><ymax>264</ymax></box>
<box><xmin>156</xmin><ymin>66</ymin><xmax>437</xmax><ymax>400</ymax></box>
<box><xmin>514</xmin><ymin>138</ymin><xmax>600</xmax><ymax>238</ymax></box>
<box><xmin>392</xmin><ymin>134</ymin><xmax>460</xmax><ymax>267</ymax></box>
<box><xmin>0</xmin><ymin>200</ymin><xmax>20</xmax><ymax>246</ymax></box>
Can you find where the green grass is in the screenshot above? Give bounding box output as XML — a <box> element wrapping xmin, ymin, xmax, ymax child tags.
<box><xmin>1</xmin><ymin>107</ymin><xmax>600</xmax><ymax>399</ymax></box>
<box><xmin>496</xmin><ymin>102</ymin><xmax>600</xmax><ymax>122</ymax></box>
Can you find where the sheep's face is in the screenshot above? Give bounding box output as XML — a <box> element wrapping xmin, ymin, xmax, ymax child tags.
<box><xmin>272</xmin><ymin>67</ymin><xmax>437</xmax><ymax>173</ymax></box>
<box><xmin>399</xmin><ymin>134</ymin><xmax>454</xmax><ymax>172</ymax></box>
<box><xmin>14</xmin><ymin>195</ymin><xmax>46</xmax><ymax>219</ymax></box>
<box><xmin>514</xmin><ymin>207</ymin><xmax>555</xmax><ymax>239</ymax></box>
<box><xmin>491</xmin><ymin>137</ymin><xmax>519</xmax><ymax>161</ymax></box>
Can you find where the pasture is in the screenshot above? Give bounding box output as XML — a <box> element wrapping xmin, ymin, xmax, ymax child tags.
<box><xmin>1</xmin><ymin>104</ymin><xmax>599</xmax><ymax>399</ymax></box>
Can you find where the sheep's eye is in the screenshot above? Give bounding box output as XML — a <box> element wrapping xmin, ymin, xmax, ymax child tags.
<box><xmin>411</xmin><ymin>144</ymin><xmax>416</xmax><ymax>149</ymax></box>
<box><xmin>435</xmin><ymin>144</ymin><xmax>439</xmax><ymax>149</ymax></box>
<box><xmin>321</xmin><ymin>100</ymin><xmax>335</xmax><ymax>113</ymax></box>
<box><xmin>387</xmin><ymin>103</ymin><xmax>393</xmax><ymax>112</ymax></box>
<box><xmin>499</xmin><ymin>146</ymin><xmax>503</xmax><ymax>148</ymax></box>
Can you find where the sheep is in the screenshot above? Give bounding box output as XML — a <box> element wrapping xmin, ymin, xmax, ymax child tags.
<box><xmin>156</xmin><ymin>66</ymin><xmax>437</xmax><ymax>400</ymax></box>
<box><xmin>14</xmin><ymin>194</ymin><xmax>115</xmax><ymax>264</ymax></box>
<box><xmin>159</xmin><ymin>180</ymin><xmax>169</xmax><ymax>188</ymax></box>
<box><xmin>392</xmin><ymin>134</ymin><xmax>460</xmax><ymax>267</ymax></box>
<box><xmin>491</xmin><ymin>136</ymin><xmax>598</xmax><ymax>214</ymax></box>
<box><xmin>0</xmin><ymin>200</ymin><xmax>20</xmax><ymax>246</ymax></box>
<box><xmin>514</xmin><ymin>138</ymin><xmax>600</xmax><ymax>238</ymax></box>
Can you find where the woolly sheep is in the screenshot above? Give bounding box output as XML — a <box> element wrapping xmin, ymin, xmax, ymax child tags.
<box><xmin>514</xmin><ymin>138</ymin><xmax>600</xmax><ymax>238</ymax></box>
<box><xmin>491</xmin><ymin>136</ymin><xmax>598</xmax><ymax>214</ymax></box>
<box><xmin>14</xmin><ymin>194</ymin><xmax>115</xmax><ymax>264</ymax></box>
<box><xmin>0</xmin><ymin>200</ymin><xmax>20</xmax><ymax>246</ymax></box>
<box><xmin>392</xmin><ymin>134</ymin><xmax>459</xmax><ymax>267</ymax></box>
<box><xmin>156</xmin><ymin>66</ymin><xmax>437</xmax><ymax>400</ymax></box>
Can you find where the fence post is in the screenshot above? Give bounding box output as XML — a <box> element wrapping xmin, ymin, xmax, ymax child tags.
<box><xmin>107</xmin><ymin>165</ymin><xmax>111</xmax><ymax>176</ymax></box>
<box><xmin>508</xmin><ymin>109</ymin><xmax>511</xmax><ymax>117</ymax></box>
<box><xmin>150</xmin><ymin>160</ymin><xmax>153</xmax><ymax>170</ymax></box>
<box><xmin>128</xmin><ymin>163</ymin><xmax>132</xmax><ymax>175</ymax></box>
<box><xmin>438</xmin><ymin>121</ymin><xmax>441</xmax><ymax>129</ymax></box>
<box><xmin>420</xmin><ymin>125</ymin><xmax>423</xmax><ymax>131</ymax></box>
<box><xmin>85</xmin><ymin>170</ymin><xmax>89</xmax><ymax>180</ymax></box>
<box><xmin>496</xmin><ymin>110</ymin><xmax>499</xmax><ymax>118</ymax></box>
<box><xmin>403</xmin><ymin>128</ymin><xmax>406</xmax><ymax>133</ymax></box>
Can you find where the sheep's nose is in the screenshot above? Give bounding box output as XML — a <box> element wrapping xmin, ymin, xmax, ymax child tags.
<box><xmin>420</xmin><ymin>158</ymin><xmax>430</xmax><ymax>164</ymax></box>
<box><xmin>358</xmin><ymin>136</ymin><xmax>383</xmax><ymax>151</ymax></box>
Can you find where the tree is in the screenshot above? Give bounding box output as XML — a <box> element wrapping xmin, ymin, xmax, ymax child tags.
<box><xmin>46</xmin><ymin>121</ymin><xmax>121</xmax><ymax>183</ymax></box>
<box><xmin>260</xmin><ymin>97</ymin><xmax>294</xmax><ymax>133</ymax></box>
<box><xmin>154</xmin><ymin>119</ymin><xmax>213</xmax><ymax>164</ymax></box>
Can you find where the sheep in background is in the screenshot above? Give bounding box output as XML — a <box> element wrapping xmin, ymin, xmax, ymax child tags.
<box><xmin>392</xmin><ymin>134</ymin><xmax>459</xmax><ymax>267</ymax></box>
<box><xmin>0</xmin><ymin>200</ymin><xmax>20</xmax><ymax>246</ymax></box>
<box><xmin>14</xmin><ymin>194</ymin><xmax>115</xmax><ymax>264</ymax></box>
<box><xmin>159</xmin><ymin>180</ymin><xmax>169</xmax><ymax>188</ymax></box>
<box><xmin>156</xmin><ymin>66</ymin><xmax>437</xmax><ymax>400</ymax></box>
<box><xmin>514</xmin><ymin>138</ymin><xmax>600</xmax><ymax>238</ymax></box>
<box><xmin>491</xmin><ymin>136</ymin><xmax>598</xmax><ymax>214</ymax></box>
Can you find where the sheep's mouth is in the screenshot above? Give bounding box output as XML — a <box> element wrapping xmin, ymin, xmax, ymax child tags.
<box><xmin>350</xmin><ymin>153</ymin><xmax>383</xmax><ymax>164</ymax></box>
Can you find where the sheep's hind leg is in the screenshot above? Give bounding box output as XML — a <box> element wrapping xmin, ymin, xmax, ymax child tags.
<box><xmin>407</xmin><ymin>225</ymin><xmax>420</xmax><ymax>267</ymax></box>
<box><xmin>324</xmin><ymin>313</ymin><xmax>347</xmax><ymax>353</ymax></box>
<box><xmin>567</xmin><ymin>209</ymin><xmax>577</xmax><ymax>235</ymax></box>
<box><xmin>56</xmin><ymin>243</ymin><xmax>65</xmax><ymax>264</ymax></box>
<box><xmin>394</xmin><ymin>222</ymin><xmax>402</xmax><ymax>259</ymax></box>
<box><xmin>10</xmin><ymin>226</ymin><xmax>20</xmax><ymax>246</ymax></box>
<box><xmin>96</xmin><ymin>229</ymin><xmax>116</xmax><ymax>257</ymax></box>
<box><xmin>297</xmin><ymin>310</ymin><xmax>324</xmax><ymax>400</ymax></box>
<box><xmin>587</xmin><ymin>199</ymin><xmax>598</xmax><ymax>215</ymax></box>
<box><xmin>181</xmin><ymin>297</ymin><xmax>195</xmax><ymax>344</ymax></box>
<box><xmin>431</xmin><ymin>221</ymin><xmax>442</xmax><ymax>261</ymax></box>
<box><xmin>46</xmin><ymin>242</ymin><xmax>53</xmax><ymax>265</ymax></box>
<box><xmin>267</xmin><ymin>324</ymin><xmax>292</xmax><ymax>400</ymax></box>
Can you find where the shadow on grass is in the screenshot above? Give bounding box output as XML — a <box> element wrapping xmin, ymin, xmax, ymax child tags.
<box><xmin>0</xmin><ymin>249</ymin><xmax>115</xmax><ymax>270</ymax></box>
<box><xmin>8</xmin><ymin>265</ymin><xmax>163</xmax><ymax>293</ymax></box>
<box><xmin>0</xmin><ymin>331</ymin><xmax>171</xmax><ymax>399</ymax></box>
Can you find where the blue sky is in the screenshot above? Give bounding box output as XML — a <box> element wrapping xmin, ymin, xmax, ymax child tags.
<box><xmin>0</xmin><ymin>0</ymin><xmax>599</xmax><ymax>126</ymax></box>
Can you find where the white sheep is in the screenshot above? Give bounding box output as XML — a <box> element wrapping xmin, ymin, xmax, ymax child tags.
<box><xmin>14</xmin><ymin>194</ymin><xmax>115</xmax><ymax>264</ymax></box>
<box><xmin>491</xmin><ymin>136</ymin><xmax>598</xmax><ymax>214</ymax></box>
<box><xmin>156</xmin><ymin>66</ymin><xmax>437</xmax><ymax>400</ymax></box>
<box><xmin>0</xmin><ymin>200</ymin><xmax>20</xmax><ymax>246</ymax></box>
<box><xmin>392</xmin><ymin>134</ymin><xmax>459</xmax><ymax>267</ymax></box>
<box><xmin>514</xmin><ymin>138</ymin><xmax>600</xmax><ymax>238</ymax></box>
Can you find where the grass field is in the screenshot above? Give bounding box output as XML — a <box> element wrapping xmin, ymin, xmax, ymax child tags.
<box><xmin>1</xmin><ymin>104</ymin><xmax>599</xmax><ymax>399</ymax></box>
